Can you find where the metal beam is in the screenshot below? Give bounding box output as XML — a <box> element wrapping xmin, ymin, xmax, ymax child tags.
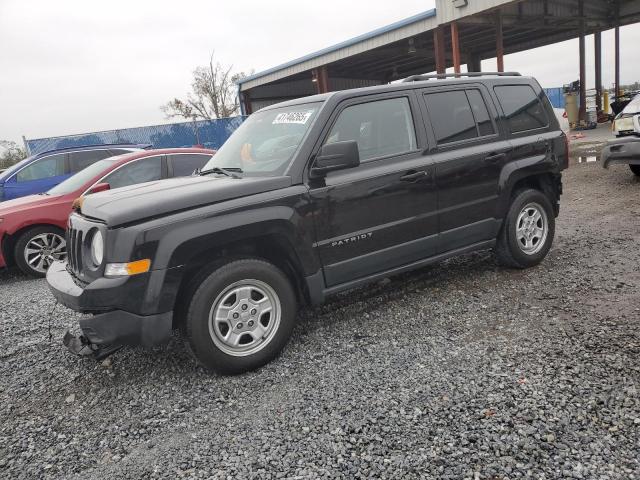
<box><xmin>313</xmin><ymin>66</ymin><xmax>330</xmax><ymax>94</ymax></box>
<box><xmin>466</xmin><ymin>51</ymin><xmax>481</xmax><ymax>72</ymax></box>
<box><xmin>578</xmin><ymin>0</ymin><xmax>586</xmax><ymax>123</ymax></box>
<box><xmin>451</xmin><ymin>22</ymin><xmax>461</xmax><ymax>74</ymax></box>
<box><xmin>615</xmin><ymin>1</ymin><xmax>621</xmax><ymax>98</ymax></box>
<box><xmin>496</xmin><ymin>10</ymin><xmax>504</xmax><ymax>72</ymax></box>
<box><xmin>434</xmin><ymin>26</ymin><xmax>446</xmax><ymax>74</ymax></box>
<box><xmin>594</xmin><ymin>31</ymin><xmax>602</xmax><ymax>113</ymax></box>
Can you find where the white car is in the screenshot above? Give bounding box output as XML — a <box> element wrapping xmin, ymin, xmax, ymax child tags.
<box><xmin>612</xmin><ymin>93</ymin><xmax>640</xmax><ymax>137</ymax></box>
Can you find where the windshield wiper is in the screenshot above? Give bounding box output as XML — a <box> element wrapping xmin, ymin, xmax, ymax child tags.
<box><xmin>198</xmin><ymin>167</ymin><xmax>243</xmax><ymax>179</ymax></box>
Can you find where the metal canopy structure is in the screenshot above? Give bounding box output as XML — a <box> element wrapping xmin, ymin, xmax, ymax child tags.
<box><xmin>238</xmin><ymin>0</ymin><xmax>640</xmax><ymax>121</ymax></box>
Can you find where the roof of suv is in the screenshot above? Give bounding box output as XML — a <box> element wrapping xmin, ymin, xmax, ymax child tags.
<box><xmin>263</xmin><ymin>73</ymin><xmax>532</xmax><ymax>111</ymax></box>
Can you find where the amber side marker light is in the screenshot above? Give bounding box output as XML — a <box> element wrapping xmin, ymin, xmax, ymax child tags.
<box><xmin>104</xmin><ymin>259</ymin><xmax>151</xmax><ymax>277</ymax></box>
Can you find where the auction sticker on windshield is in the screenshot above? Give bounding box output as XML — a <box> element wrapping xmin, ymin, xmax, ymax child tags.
<box><xmin>272</xmin><ymin>110</ymin><xmax>314</xmax><ymax>125</ymax></box>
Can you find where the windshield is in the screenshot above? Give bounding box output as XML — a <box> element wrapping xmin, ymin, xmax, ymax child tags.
<box><xmin>47</xmin><ymin>158</ymin><xmax>118</xmax><ymax>195</ymax></box>
<box><xmin>622</xmin><ymin>94</ymin><xmax>640</xmax><ymax>115</ymax></box>
<box><xmin>202</xmin><ymin>102</ymin><xmax>322</xmax><ymax>175</ymax></box>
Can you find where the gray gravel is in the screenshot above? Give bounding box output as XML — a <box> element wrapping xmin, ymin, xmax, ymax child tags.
<box><xmin>1</xmin><ymin>161</ymin><xmax>639</xmax><ymax>479</ymax></box>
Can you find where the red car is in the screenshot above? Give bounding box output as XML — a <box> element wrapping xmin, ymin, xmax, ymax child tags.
<box><xmin>0</xmin><ymin>148</ymin><xmax>215</xmax><ymax>277</ymax></box>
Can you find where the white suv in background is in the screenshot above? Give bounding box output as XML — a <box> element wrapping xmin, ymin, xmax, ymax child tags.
<box><xmin>612</xmin><ymin>93</ymin><xmax>640</xmax><ymax>137</ymax></box>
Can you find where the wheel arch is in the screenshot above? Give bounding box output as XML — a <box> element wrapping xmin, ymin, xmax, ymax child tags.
<box><xmin>500</xmin><ymin>168</ymin><xmax>561</xmax><ymax>218</ymax></box>
<box><xmin>170</xmin><ymin>229</ymin><xmax>312</xmax><ymax>329</ymax></box>
<box><xmin>2</xmin><ymin>223</ymin><xmax>65</xmax><ymax>267</ymax></box>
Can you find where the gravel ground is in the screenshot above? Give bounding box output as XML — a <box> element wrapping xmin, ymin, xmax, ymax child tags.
<box><xmin>1</xmin><ymin>161</ymin><xmax>639</xmax><ymax>479</ymax></box>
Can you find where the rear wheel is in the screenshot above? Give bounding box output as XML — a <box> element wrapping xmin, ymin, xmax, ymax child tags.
<box><xmin>14</xmin><ymin>226</ymin><xmax>66</xmax><ymax>277</ymax></box>
<box><xmin>184</xmin><ymin>258</ymin><xmax>297</xmax><ymax>374</ymax></box>
<box><xmin>629</xmin><ymin>164</ymin><xmax>640</xmax><ymax>176</ymax></box>
<box><xmin>494</xmin><ymin>189</ymin><xmax>555</xmax><ymax>268</ymax></box>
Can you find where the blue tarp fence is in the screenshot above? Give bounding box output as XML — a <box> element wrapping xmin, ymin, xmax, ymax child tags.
<box><xmin>25</xmin><ymin>116</ymin><xmax>246</xmax><ymax>155</ymax></box>
<box><xmin>544</xmin><ymin>88</ymin><xmax>565</xmax><ymax>109</ymax></box>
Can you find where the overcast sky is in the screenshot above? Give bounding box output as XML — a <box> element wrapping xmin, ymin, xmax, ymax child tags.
<box><xmin>1</xmin><ymin>0</ymin><xmax>638</xmax><ymax>144</ymax></box>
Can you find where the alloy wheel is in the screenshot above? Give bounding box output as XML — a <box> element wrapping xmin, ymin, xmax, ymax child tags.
<box><xmin>24</xmin><ymin>233</ymin><xmax>67</xmax><ymax>273</ymax></box>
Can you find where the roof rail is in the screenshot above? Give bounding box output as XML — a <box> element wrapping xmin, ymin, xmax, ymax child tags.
<box><xmin>402</xmin><ymin>72</ymin><xmax>521</xmax><ymax>82</ymax></box>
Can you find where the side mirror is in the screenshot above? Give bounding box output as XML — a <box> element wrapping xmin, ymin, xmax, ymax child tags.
<box><xmin>310</xmin><ymin>141</ymin><xmax>360</xmax><ymax>178</ymax></box>
<box><xmin>87</xmin><ymin>182</ymin><xmax>110</xmax><ymax>195</ymax></box>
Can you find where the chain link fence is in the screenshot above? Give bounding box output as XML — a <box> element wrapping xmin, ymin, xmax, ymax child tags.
<box><xmin>25</xmin><ymin>116</ymin><xmax>246</xmax><ymax>155</ymax></box>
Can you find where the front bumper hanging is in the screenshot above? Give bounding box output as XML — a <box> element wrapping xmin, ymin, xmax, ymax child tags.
<box><xmin>601</xmin><ymin>136</ymin><xmax>640</xmax><ymax>169</ymax></box>
<box><xmin>47</xmin><ymin>261</ymin><xmax>174</xmax><ymax>350</ymax></box>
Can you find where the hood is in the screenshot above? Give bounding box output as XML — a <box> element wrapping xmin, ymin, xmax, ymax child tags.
<box><xmin>80</xmin><ymin>175</ymin><xmax>292</xmax><ymax>226</ymax></box>
<box><xmin>0</xmin><ymin>193</ymin><xmax>66</xmax><ymax>217</ymax></box>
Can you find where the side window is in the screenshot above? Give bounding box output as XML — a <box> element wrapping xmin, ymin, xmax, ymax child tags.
<box><xmin>467</xmin><ymin>90</ymin><xmax>496</xmax><ymax>136</ymax></box>
<box><xmin>103</xmin><ymin>156</ymin><xmax>162</xmax><ymax>190</ymax></box>
<box><xmin>324</xmin><ymin>97</ymin><xmax>417</xmax><ymax>162</ymax></box>
<box><xmin>494</xmin><ymin>85</ymin><xmax>548</xmax><ymax>133</ymax></box>
<box><xmin>15</xmin><ymin>154</ymin><xmax>65</xmax><ymax>182</ymax></box>
<box><xmin>170</xmin><ymin>154</ymin><xmax>212</xmax><ymax>177</ymax></box>
<box><xmin>424</xmin><ymin>90</ymin><xmax>477</xmax><ymax>144</ymax></box>
<box><xmin>69</xmin><ymin>150</ymin><xmax>112</xmax><ymax>173</ymax></box>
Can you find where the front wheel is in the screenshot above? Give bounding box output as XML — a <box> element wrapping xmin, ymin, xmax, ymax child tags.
<box><xmin>184</xmin><ymin>258</ymin><xmax>297</xmax><ymax>374</ymax></box>
<box><xmin>14</xmin><ymin>226</ymin><xmax>67</xmax><ymax>277</ymax></box>
<box><xmin>494</xmin><ymin>189</ymin><xmax>555</xmax><ymax>269</ymax></box>
<box><xmin>629</xmin><ymin>164</ymin><xmax>640</xmax><ymax>176</ymax></box>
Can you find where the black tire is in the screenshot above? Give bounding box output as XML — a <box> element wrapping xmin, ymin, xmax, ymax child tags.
<box><xmin>494</xmin><ymin>188</ymin><xmax>555</xmax><ymax>269</ymax></box>
<box><xmin>14</xmin><ymin>226</ymin><xmax>66</xmax><ymax>277</ymax></box>
<box><xmin>184</xmin><ymin>258</ymin><xmax>297</xmax><ymax>375</ymax></box>
<box><xmin>629</xmin><ymin>164</ymin><xmax>640</xmax><ymax>176</ymax></box>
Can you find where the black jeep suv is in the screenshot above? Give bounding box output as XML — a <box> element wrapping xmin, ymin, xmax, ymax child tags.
<box><xmin>47</xmin><ymin>73</ymin><xmax>568</xmax><ymax>374</ymax></box>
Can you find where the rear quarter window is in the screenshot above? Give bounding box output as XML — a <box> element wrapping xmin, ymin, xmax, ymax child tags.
<box><xmin>494</xmin><ymin>85</ymin><xmax>548</xmax><ymax>133</ymax></box>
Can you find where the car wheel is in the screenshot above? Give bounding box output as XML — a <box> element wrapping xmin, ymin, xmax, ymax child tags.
<box><xmin>494</xmin><ymin>189</ymin><xmax>555</xmax><ymax>269</ymax></box>
<box><xmin>629</xmin><ymin>164</ymin><xmax>640</xmax><ymax>176</ymax></box>
<box><xmin>184</xmin><ymin>258</ymin><xmax>297</xmax><ymax>374</ymax></box>
<box><xmin>14</xmin><ymin>226</ymin><xmax>67</xmax><ymax>277</ymax></box>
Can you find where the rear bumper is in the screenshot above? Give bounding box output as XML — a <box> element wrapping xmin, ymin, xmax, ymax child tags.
<box><xmin>602</xmin><ymin>136</ymin><xmax>640</xmax><ymax>168</ymax></box>
<box><xmin>46</xmin><ymin>261</ymin><xmax>174</xmax><ymax>347</ymax></box>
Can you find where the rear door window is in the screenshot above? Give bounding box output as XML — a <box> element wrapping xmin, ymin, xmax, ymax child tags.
<box><xmin>494</xmin><ymin>85</ymin><xmax>548</xmax><ymax>132</ymax></box>
<box><xmin>16</xmin><ymin>154</ymin><xmax>66</xmax><ymax>182</ymax></box>
<box><xmin>69</xmin><ymin>150</ymin><xmax>113</xmax><ymax>173</ymax></box>
<box><xmin>170</xmin><ymin>153</ymin><xmax>212</xmax><ymax>177</ymax></box>
<box><xmin>467</xmin><ymin>90</ymin><xmax>495</xmax><ymax>136</ymax></box>
<box><xmin>423</xmin><ymin>89</ymin><xmax>496</xmax><ymax>145</ymax></box>
<box><xmin>324</xmin><ymin>97</ymin><xmax>417</xmax><ymax>162</ymax></box>
<box><xmin>102</xmin><ymin>156</ymin><xmax>163</xmax><ymax>189</ymax></box>
<box><xmin>423</xmin><ymin>91</ymin><xmax>476</xmax><ymax>144</ymax></box>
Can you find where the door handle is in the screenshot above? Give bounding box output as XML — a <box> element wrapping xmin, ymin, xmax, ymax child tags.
<box><xmin>485</xmin><ymin>153</ymin><xmax>506</xmax><ymax>164</ymax></box>
<box><xmin>399</xmin><ymin>170</ymin><xmax>427</xmax><ymax>182</ymax></box>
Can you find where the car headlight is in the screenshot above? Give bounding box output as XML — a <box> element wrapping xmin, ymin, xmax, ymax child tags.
<box><xmin>614</xmin><ymin>116</ymin><xmax>634</xmax><ymax>132</ymax></box>
<box><xmin>90</xmin><ymin>230</ymin><xmax>104</xmax><ymax>266</ymax></box>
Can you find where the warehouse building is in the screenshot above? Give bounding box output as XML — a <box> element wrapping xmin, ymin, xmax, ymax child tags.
<box><xmin>238</xmin><ymin>0</ymin><xmax>640</xmax><ymax>122</ymax></box>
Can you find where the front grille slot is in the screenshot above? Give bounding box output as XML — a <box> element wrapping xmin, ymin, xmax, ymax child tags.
<box><xmin>67</xmin><ymin>227</ymin><xmax>84</xmax><ymax>275</ymax></box>
<box><xmin>75</xmin><ymin>230</ymin><xmax>83</xmax><ymax>273</ymax></box>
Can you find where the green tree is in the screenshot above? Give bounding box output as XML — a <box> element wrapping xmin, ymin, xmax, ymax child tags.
<box><xmin>0</xmin><ymin>140</ymin><xmax>26</xmax><ymax>169</ymax></box>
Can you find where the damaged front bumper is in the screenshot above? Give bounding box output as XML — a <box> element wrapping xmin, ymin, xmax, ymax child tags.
<box><xmin>601</xmin><ymin>136</ymin><xmax>640</xmax><ymax>168</ymax></box>
<box><xmin>47</xmin><ymin>261</ymin><xmax>173</xmax><ymax>354</ymax></box>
